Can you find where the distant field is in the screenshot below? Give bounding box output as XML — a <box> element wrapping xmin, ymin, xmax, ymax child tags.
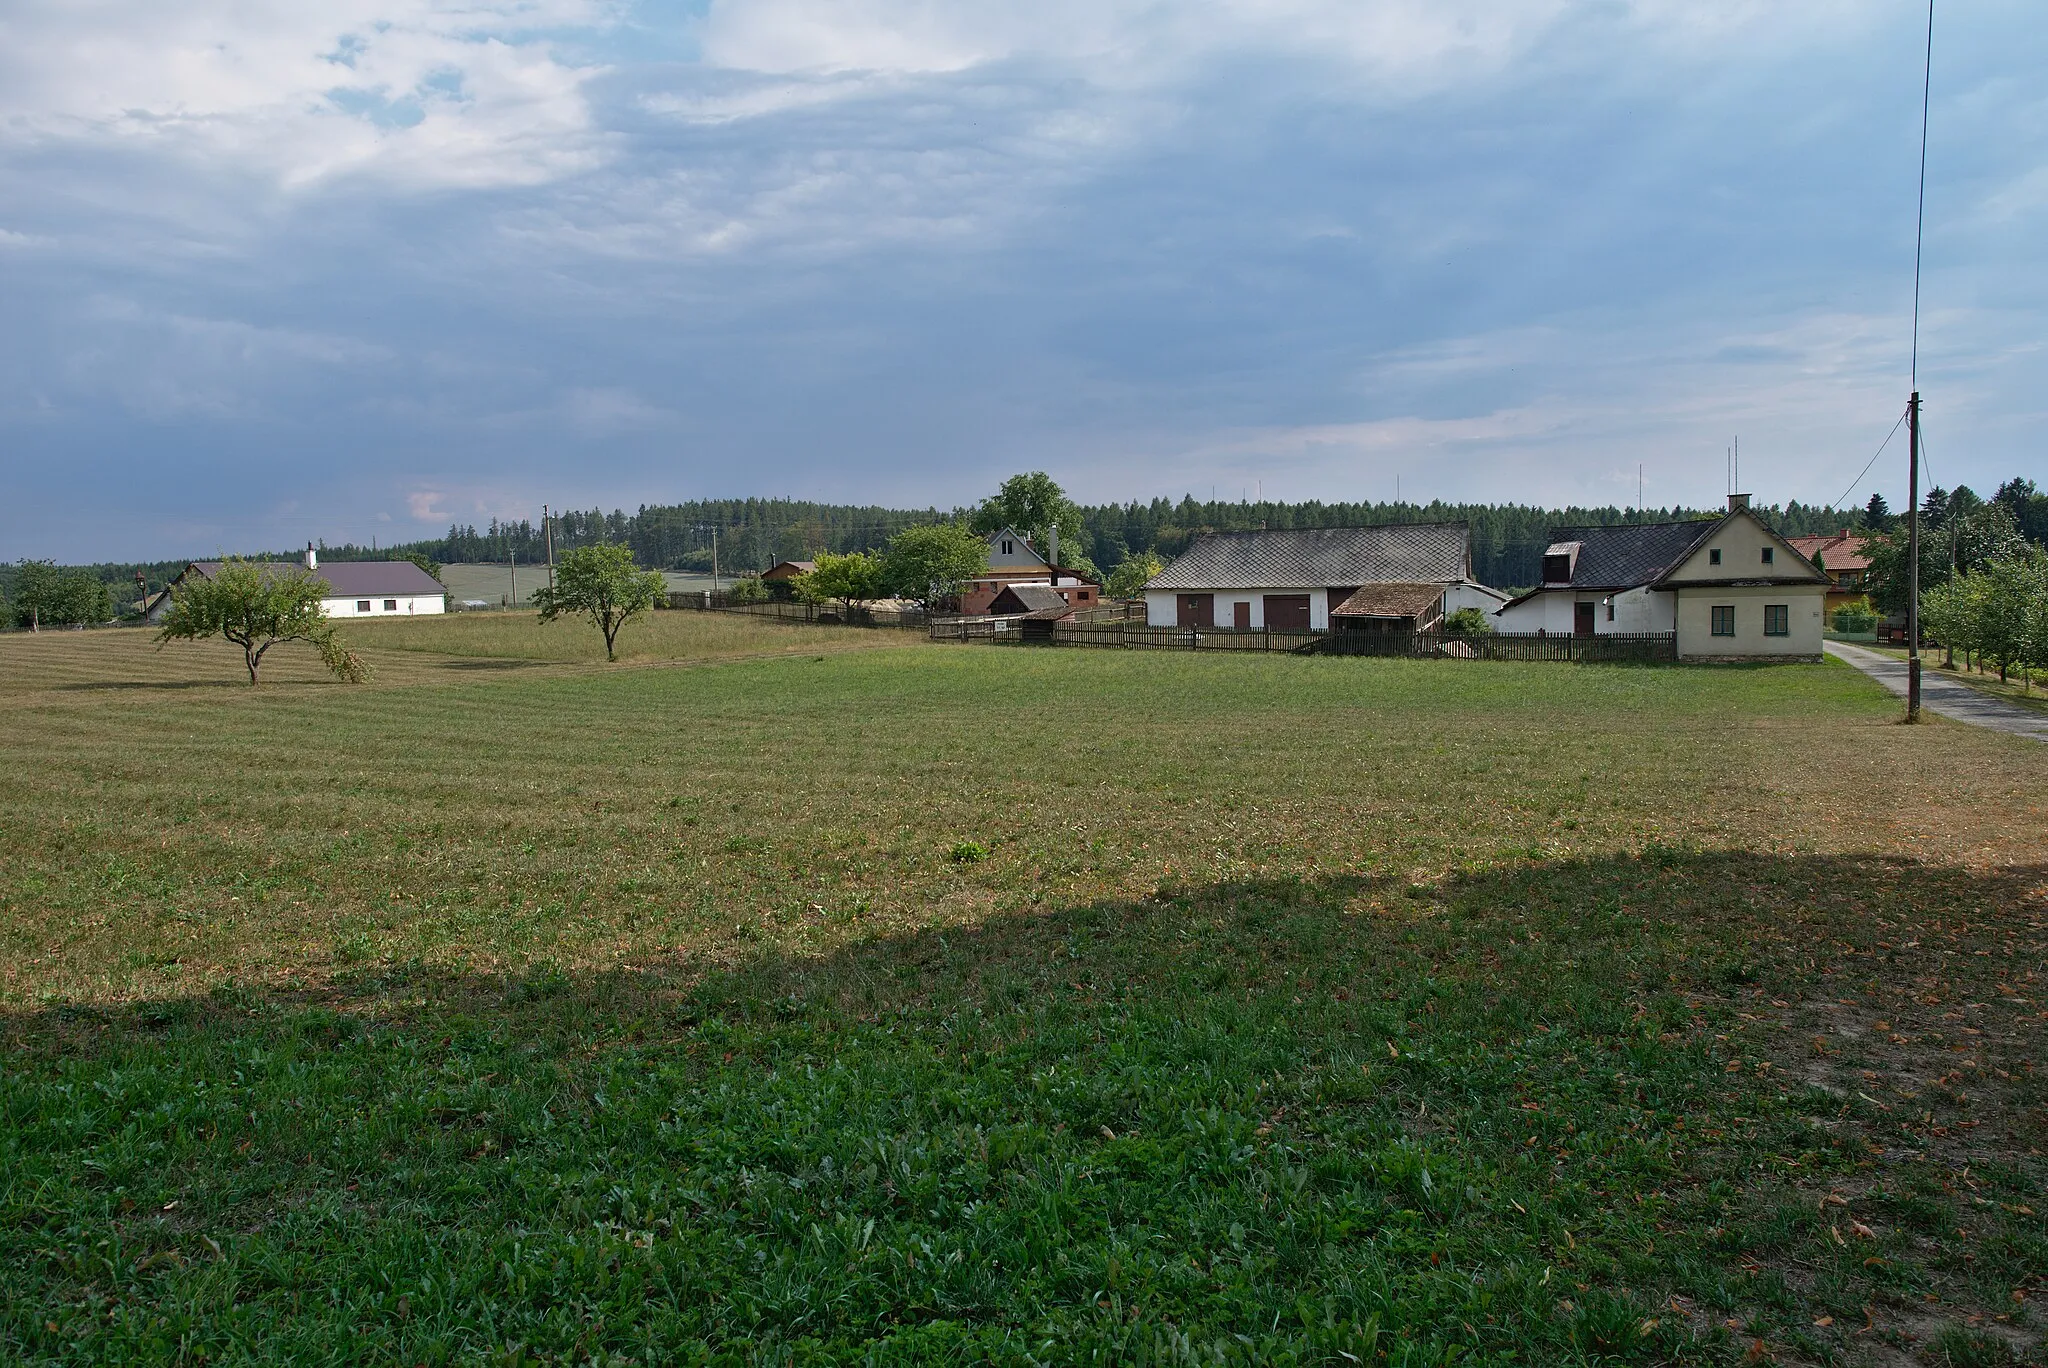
<box><xmin>1</xmin><ymin>629</ymin><xmax>2042</xmax><ymax>1364</ymax></box>
<box><xmin>439</xmin><ymin>562</ymin><xmax>718</xmax><ymax>607</ymax></box>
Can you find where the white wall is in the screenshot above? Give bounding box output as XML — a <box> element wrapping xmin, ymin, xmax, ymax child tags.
<box><xmin>1443</xmin><ymin>582</ymin><xmax>1508</xmax><ymax>615</ymax></box>
<box><xmin>1144</xmin><ymin>589</ymin><xmax>1329</xmax><ymax>629</ymax></box>
<box><xmin>321</xmin><ymin>594</ymin><xmax>446</xmax><ymax>618</ymax></box>
<box><xmin>1493</xmin><ymin>588</ymin><xmax>1675</xmax><ymax>635</ymax></box>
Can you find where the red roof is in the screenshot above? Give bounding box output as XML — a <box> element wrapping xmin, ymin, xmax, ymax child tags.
<box><xmin>1785</xmin><ymin>530</ymin><xmax>1871</xmax><ymax>573</ymax></box>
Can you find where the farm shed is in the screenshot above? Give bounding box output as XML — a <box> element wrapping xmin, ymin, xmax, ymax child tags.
<box><xmin>1141</xmin><ymin>524</ymin><xmax>1489</xmax><ymax>630</ymax></box>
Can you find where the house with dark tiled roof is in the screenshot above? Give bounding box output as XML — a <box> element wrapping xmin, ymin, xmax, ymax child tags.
<box><xmin>1141</xmin><ymin>524</ymin><xmax>1497</xmax><ymax>630</ymax></box>
<box><xmin>1493</xmin><ymin>495</ymin><xmax>1828</xmax><ymax>660</ymax></box>
<box><xmin>144</xmin><ymin>547</ymin><xmax>446</xmax><ymax>623</ymax></box>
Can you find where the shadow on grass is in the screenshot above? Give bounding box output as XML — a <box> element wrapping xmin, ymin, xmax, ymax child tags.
<box><xmin>6</xmin><ymin>849</ymin><xmax>2044</xmax><ymax>1365</ymax></box>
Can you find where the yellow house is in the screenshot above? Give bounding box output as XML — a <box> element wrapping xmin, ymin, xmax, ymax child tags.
<box><xmin>1494</xmin><ymin>495</ymin><xmax>1829</xmax><ymax>661</ymax></box>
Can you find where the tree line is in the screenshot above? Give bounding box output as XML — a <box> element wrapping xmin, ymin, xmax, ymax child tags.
<box><xmin>13</xmin><ymin>472</ymin><xmax>2045</xmax><ymax>627</ymax></box>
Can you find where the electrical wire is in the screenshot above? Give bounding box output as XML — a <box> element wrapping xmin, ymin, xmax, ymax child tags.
<box><xmin>1831</xmin><ymin>406</ymin><xmax>1909</xmax><ymax>511</ymax></box>
<box><xmin>1911</xmin><ymin>0</ymin><xmax>1934</xmax><ymax>390</ymax></box>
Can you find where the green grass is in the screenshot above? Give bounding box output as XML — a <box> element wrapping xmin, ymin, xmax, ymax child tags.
<box><xmin>2</xmin><ymin>627</ymin><xmax>2042</xmax><ymax>1364</ymax></box>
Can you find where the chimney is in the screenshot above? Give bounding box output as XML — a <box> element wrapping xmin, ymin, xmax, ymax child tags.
<box><xmin>1048</xmin><ymin>523</ymin><xmax>1059</xmax><ymax>579</ymax></box>
<box><xmin>1727</xmin><ymin>493</ymin><xmax>1750</xmax><ymax>513</ymax></box>
<box><xmin>304</xmin><ymin>543</ymin><xmax>318</xmax><ymax>570</ymax></box>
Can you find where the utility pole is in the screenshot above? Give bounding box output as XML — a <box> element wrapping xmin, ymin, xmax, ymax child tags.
<box><xmin>543</xmin><ymin>504</ymin><xmax>556</xmax><ymax>592</ymax></box>
<box><xmin>1904</xmin><ymin>0</ymin><xmax>1933</xmax><ymax>722</ymax></box>
<box><xmin>1907</xmin><ymin>393</ymin><xmax>1921</xmax><ymax>719</ymax></box>
<box><xmin>510</xmin><ymin>549</ymin><xmax>517</xmax><ymax>609</ymax></box>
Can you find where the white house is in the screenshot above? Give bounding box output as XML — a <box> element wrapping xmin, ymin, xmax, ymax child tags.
<box><xmin>146</xmin><ymin>547</ymin><xmax>447</xmax><ymax>622</ymax></box>
<box><xmin>1142</xmin><ymin>524</ymin><xmax>1493</xmax><ymax>631</ymax></box>
<box><xmin>1492</xmin><ymin>495</ymin><xmax>1828</xmax><ymax>661</ymax></box>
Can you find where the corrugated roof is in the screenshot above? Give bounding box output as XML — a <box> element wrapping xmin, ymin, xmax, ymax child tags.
<box><xmin>1330</xmin><ymin>583</ymin><xmax>1446</xmax><ymax>619</ymax></box>
<box><xmin>1148</xmin><ymin>524</ymin><xmax>1469</xmax><ymax>590</ymax></box>
<box><xmin>191</xmin><ymin>561</ymin><xmax>446</xmax><ymax>597</ymax></box>
<box><xmin>1546</xmin><ymin>522</ymin><xmax>1715</xmax><ymax>589</ymax></box>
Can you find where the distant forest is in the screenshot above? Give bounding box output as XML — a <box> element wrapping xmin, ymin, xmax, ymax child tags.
<box><xmin>20</xmin><ymin>481</ymin><xmax>2045</xmax><ymax>604</ymax></box>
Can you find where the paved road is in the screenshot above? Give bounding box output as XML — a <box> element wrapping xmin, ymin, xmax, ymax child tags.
<box><xmin>1825</xmin><ymin>640</ymin><xmax>2048</xmax><ymax>743</ymax></box>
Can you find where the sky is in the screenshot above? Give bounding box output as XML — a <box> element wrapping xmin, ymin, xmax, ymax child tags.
<box><xmin>2</xmin><ymin>0</ymin><xmax>2043</xmax><ymax>562</ymax></box>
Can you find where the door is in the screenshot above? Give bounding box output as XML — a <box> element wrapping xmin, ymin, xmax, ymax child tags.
<box><xmin>1263</xmin><ymin>594</ymin><xmax>1312</xmax><ymax>630</ymax></box>
<box><xmin>1176</xmin><ymin>594</ymin><xmax>1214</xmax><ymax>628</ymax></box>
<box><xmin>1574</xmin><ymin>601</ymin><xmax>1596</xmax><ymax>637</ymax></box>
<box><xmin>1232</xmin><ymin>601</ymin><xmax>1252</xmax><ymax>630</ymax></box>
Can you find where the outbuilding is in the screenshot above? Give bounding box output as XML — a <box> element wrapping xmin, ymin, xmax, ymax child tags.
<box><xmin>1141</xmin><ymin>524</ymin><xmax>1487</xmax><ymax>630</ymax></box>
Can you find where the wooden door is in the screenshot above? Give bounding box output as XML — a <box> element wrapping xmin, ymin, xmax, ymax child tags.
<box><xmin>1263</xmin><ymin>594</ymin><xmax>1311</xmax><ymax>630</ymax></box>
<box><xmin>1232</xmin><ymin>601</ymin><xmax>1251</xmax><ymax>630</ymax></box>
<box><xmin>1176</xmin><ymin>594</ymin><xmax>1214</xmax><ymax>628</ymax></box>
<box><xmin>1574</xmin><ymin>601</ymin><xmax>1596</xmax><ymax>637</ymax></box>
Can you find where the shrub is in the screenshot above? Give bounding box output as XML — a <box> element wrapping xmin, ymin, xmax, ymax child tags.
<box><xmin>1831</xmin><ymin>604</ymin><xmax>1878</xmax><ymax>633</ymax></box>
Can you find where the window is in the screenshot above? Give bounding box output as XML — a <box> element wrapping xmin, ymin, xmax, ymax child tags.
<box><xmin>356</xmin><ymin>600</ymin><xmax>372</xmax><ymax>613</ymax></box>
<box><xmin>1711</xmin><ymin>605</ymin><xmax>1735</xmax><ymax>636</ymax></box>
<box><xmin>1709</xmin><ymin>548</ymin><xmax>1723</xmax><ymax>566</ymax></box>
<box><xmin>1000</xmin><ymin>540</ymin><xmax>1013</xmax><ymax>555</ymax></box>
<box><xmin>1764</xmin><ymin>604</ymin><xmax>1789</xmax><ymax>636</ymax></box>
<box><xmin>1541</xmin><ymin>552</ymin><xmax>1572</xmax><ymax>583</ymax></box>
<box><xmin>384</xmin><ymin>599</ymin><xmax>398</xmax><ymax>611</ymax></box>
<box><xmin>1761</xmin><ymin>547</ymin><xmax>1774</xmax><ymax>565</ymax></box>
<box><xmin>1606</xmin><ymin>599</ymin><xmax>1615</xmax><ymax>622</ymax></box>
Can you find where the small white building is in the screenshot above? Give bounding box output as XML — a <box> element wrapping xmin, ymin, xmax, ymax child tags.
<box><xmin>1142</xmin><ymin>523</ymin><xmax>1494</xmax><ymax>631</ymax></box>
<box><xmin>146</xmin><ymin>547</ymin><xmax>447</xmax><ymax>622</ymax></box>
<box><xmin>1492</xmin><ymin>495</ymin><xmax>1827</xmax><ymax>660</ymax></box>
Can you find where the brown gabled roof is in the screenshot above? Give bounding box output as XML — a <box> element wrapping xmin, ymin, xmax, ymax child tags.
<box><xmin>1330</xmin><ymin>582</ymin><xmax>1446</xmax><ymax>619</ymax></box>
<box><xmin>1785</xmin><ymin>531</ymin><xmax>1871</xmax><ymax>572</ymax></box>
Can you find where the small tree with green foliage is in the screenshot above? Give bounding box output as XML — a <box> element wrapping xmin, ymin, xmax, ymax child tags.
<box><xmin>796</xmin><ymin>551</ymin><xmax>887</xmax><ymax>616</ymax></box>
<box><xmin>1105</xmin><ymin>551</ymin><xmax>1165</xmax><ymax>600</ymax></box>
<box><xmin>1442</xmin><ymin>606</ymin><xmax>1495</xmax><ymax>637</ymax></box>
<box><xmin>155</xmin><ymin>559</ymin><xmax>369</xmax><ymax>685</ymax></box>
<box><xmin>727</xmin><ymin>575</ymin><xmax>768</xmax><ymax>604</ymax></box>
<box><xmin>11</xmin><ymin>561</ymin><xmax>112</xmax><ymax>631</ymax></box>
<box><xmin>534</xmin><ymin>543</ymin><xmax>667</xmax><ymax>660</ymax></box>
<box><xmin>882</xmin><ymin>524</ymin><xmax>988</xmax><ymax>610</ymax></box>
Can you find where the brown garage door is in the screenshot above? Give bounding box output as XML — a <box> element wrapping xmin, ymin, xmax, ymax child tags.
<box><xmin>1176</xmin><ymin>594</ymin><xmax>1214</xmax><ymax>628</ymax></box>
<box><xmin>1264</xmin><ymin>594</ymin><xmax>1311</xmax><ymax>630</ymax></box>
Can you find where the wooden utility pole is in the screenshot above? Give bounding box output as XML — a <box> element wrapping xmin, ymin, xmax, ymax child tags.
<box><xmin>543</xmin><ymin>504</ymin><xmax>556</xmax><ymax>592</ymax></box>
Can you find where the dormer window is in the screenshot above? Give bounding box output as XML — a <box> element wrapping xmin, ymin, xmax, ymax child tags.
<box><xmin>1542</xmin><ymin>552</ymin><xmax>1572</xmax><ymax>583</ymax></box>
<box><xmin>1709</xmin><ymin>549</ymin><xmax>1722</xmax><ymax>566</ymax></box>
<box><xmin>1760</xmin><ymin>547</ymin><xmax>1774</xmax><ymax>565</ymax></box>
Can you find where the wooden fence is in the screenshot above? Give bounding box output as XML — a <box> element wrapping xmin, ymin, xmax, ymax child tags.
<box><xmin>667</xmin><ymin>593</ymin><xmax>932</xmax><ymax>630</ymax></box>
<box><xmin>930</xmin><ymin>618</ymin><xmax>1677</xmax><ymax>662</ymax></box>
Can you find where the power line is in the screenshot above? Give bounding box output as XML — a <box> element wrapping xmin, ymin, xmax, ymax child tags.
<box><xmin>1911</xmin><ymin>0</ymin><xmax>1935</xmax><ymax>389</ymax></box>
<box><xmin>1830</xmin><ymin>405</ymin><xmax>1909</xmax><ymax>511</ymax></box>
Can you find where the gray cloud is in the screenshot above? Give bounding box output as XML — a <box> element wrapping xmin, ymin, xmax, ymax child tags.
<box><xmin>1</xmin><ymin>0</ymin><xmax>2043</xmax><ymax>559</ymax></box>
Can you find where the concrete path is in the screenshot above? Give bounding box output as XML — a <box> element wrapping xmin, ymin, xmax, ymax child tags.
<box><xmin>1825</xmin><ymin>640</ymin><xmax>2048</xmax><ymax>743</ymax></box>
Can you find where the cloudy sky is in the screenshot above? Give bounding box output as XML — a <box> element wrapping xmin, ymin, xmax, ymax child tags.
<box><xmin>2</xmin><ymin>0</ymin><xmax>2042</xmax><ymax>562</ymax></box>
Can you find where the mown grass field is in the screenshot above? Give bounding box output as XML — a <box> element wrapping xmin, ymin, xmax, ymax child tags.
<box><xmin>2</xmin><ymin>619</ymin><xmax>2043</xmax><ymax>1365</ymax></box>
